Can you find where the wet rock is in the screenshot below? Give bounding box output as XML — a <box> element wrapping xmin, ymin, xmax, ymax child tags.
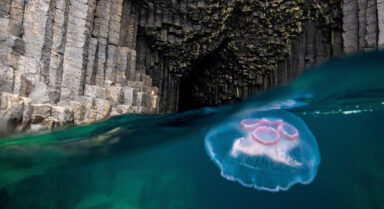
<box><xmin>0</xmin><ymin>92</ymin><xmax>32</xmax><ymax>133</ymax></box>
<box><xmin>0</xmin><ymin>0</ymin><xmax>382</xmax><ymax>132</ymax></box>
<box><xmin>31</xmin><ymin>104</ymin><xmax>52</xmax><ymax>124</ymax></box>
<box><xmin>51</xmin><ymin>106</ymin><xmax>74</xmax><ymax>124</ymax></box>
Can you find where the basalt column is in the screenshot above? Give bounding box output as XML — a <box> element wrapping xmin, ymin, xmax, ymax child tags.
<box><xmin>133</xmin><ymin>0</ymin><xmax>344</xmax><ymax>112</ymax></box>
<box><xmin>0</xmin><ymin>0</ymin><xmax>160</xmax><ymax>132</ymax></box>
<box><xmin>1</xmin><ymin>0</ymin><xmax>384</xmax><ymax>131</ymax></box>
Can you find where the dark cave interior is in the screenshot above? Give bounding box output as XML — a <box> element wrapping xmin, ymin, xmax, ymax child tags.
<box><xmin>178</xmin><ymin>38</ymin><xmax>237</xmax><ymax>112</ymax></box>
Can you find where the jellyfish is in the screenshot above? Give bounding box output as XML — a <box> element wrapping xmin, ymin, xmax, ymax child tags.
<box><xmin>205</xmin><ymin>110</ymin><xmax>320</xmax><ymax>192</ymax></box>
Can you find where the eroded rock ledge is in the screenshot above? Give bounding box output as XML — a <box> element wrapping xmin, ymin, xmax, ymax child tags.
<box><xmin>0</xmin><ymin>0</ymin><xmax>383</xmax><ymax>133</ymax></box>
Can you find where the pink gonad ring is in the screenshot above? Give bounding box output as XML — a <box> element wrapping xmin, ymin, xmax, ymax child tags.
<box><xmin>258</xmin><ymin>118</ymin><xmax>273</xmax><ymax>126</ymax></box>
<box><xmin>269</xmin><ymin>119</ymin><xmax>283</xmax><ymax>127</ymax></box>
<box><xmin>277</xmin><ymin>122</ymin><xmax>299</xmax><ymax>140</ymax></box>
<box><xmin>251</xmin><ymin>126</ymin><xmax>280</xmax><ymax>145</ymax></box>
<box><xmin>239</xmin><ymin>119</ymin><xmax>262</xmax><ymax>130</ymax></box>
<box><xmin>240</xmin><ymin>118</ymin><xmax>273</xmax><ymax>130</ymax></box>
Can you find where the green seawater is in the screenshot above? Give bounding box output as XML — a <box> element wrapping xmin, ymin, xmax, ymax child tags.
<box><xmin>0</xmin><ymin>51</ymin><xmax>384</xmax><ymax>209</ymax></box>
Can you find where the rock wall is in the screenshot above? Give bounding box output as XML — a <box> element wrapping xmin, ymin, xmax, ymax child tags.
<box><xmin>138</xmin><ymin>0</ymin><xmax>382</xmax><ymax>112</ymax></box>
<box><xmin>0</xmin><ymin>0</ymin><xmax>159</xmax><ymax>132</ymax></box>
<box><xmin>0</xmin><ymin>0</ymin><xmax>383</xmax><ymax>132</ymax></box>
<box><xmin>133</xmin><ymin>0</ymin><xmax>343</xmax><ymax>111</ymax></box>
<box><xmin>343</xmin><ymin>0</ymin><xmax>384</xmax><ymax>53</ymax></box>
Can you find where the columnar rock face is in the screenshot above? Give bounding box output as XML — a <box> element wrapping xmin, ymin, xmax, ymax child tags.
<box><xmin>131</xmin><ymin>0</ymin><xmax>382</xmax><ymax>111</ymax></box>
<box><xmin>0</xmin><ymin>0</ymin><xmax>159</xmax><ymax>132</ymax></box>
<box><xmin>342</xmin><ymin>0</ymin><xmax>383</xmax><ymax>53</ymax></box>
<box><xmin>0</xmin><ymin>0</ymin><xmax>383</xmax><ymax>132</ymax></box>
<box><xmin>379</xmin><ymin>0</ymin><xmax>384</xmax><ymax>48</ymax></box>
<box><xmin>133</xmin><ymin>0</ymin><xmax>344</xmax><ymax>111</ymax></box>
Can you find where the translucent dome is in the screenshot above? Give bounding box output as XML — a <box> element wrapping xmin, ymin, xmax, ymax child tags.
<box><xmin>205</xmin><ymin>110</ymin><xmax>320</xmax><ymax>192</ymax></box>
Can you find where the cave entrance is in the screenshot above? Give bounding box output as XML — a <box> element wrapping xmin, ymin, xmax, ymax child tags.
<box><xmin>178</xmin><ymin>59</ymin><xmax>207</xmax><ymax>112</ymax></box>
<box><xmin>178</xmin><ymin>39</ymin><xmax>230</xmax><ymax>112</ymax></box>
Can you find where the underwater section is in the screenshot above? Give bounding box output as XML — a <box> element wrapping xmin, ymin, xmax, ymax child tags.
<box><xmin>0</xmin><ymin>51</ymin><xmax>383</xmax><ymax>209</ymax></box>
<box><xmin>205</xmin><ymin>110</ymin><xmax>320</xmax><ymax>191</ymax></box>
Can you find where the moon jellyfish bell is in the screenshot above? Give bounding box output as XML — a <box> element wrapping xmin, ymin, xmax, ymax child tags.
<box><xmin>204</xmin><ymin>110</ymin><xmax>320</xmax><ymax>192</ymax></box>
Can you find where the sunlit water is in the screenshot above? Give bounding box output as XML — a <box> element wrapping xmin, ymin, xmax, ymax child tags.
<box><xmin>0</xmin><ymin>51</ymin><xmax>383</xmax><ymax>209</ymax></box>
